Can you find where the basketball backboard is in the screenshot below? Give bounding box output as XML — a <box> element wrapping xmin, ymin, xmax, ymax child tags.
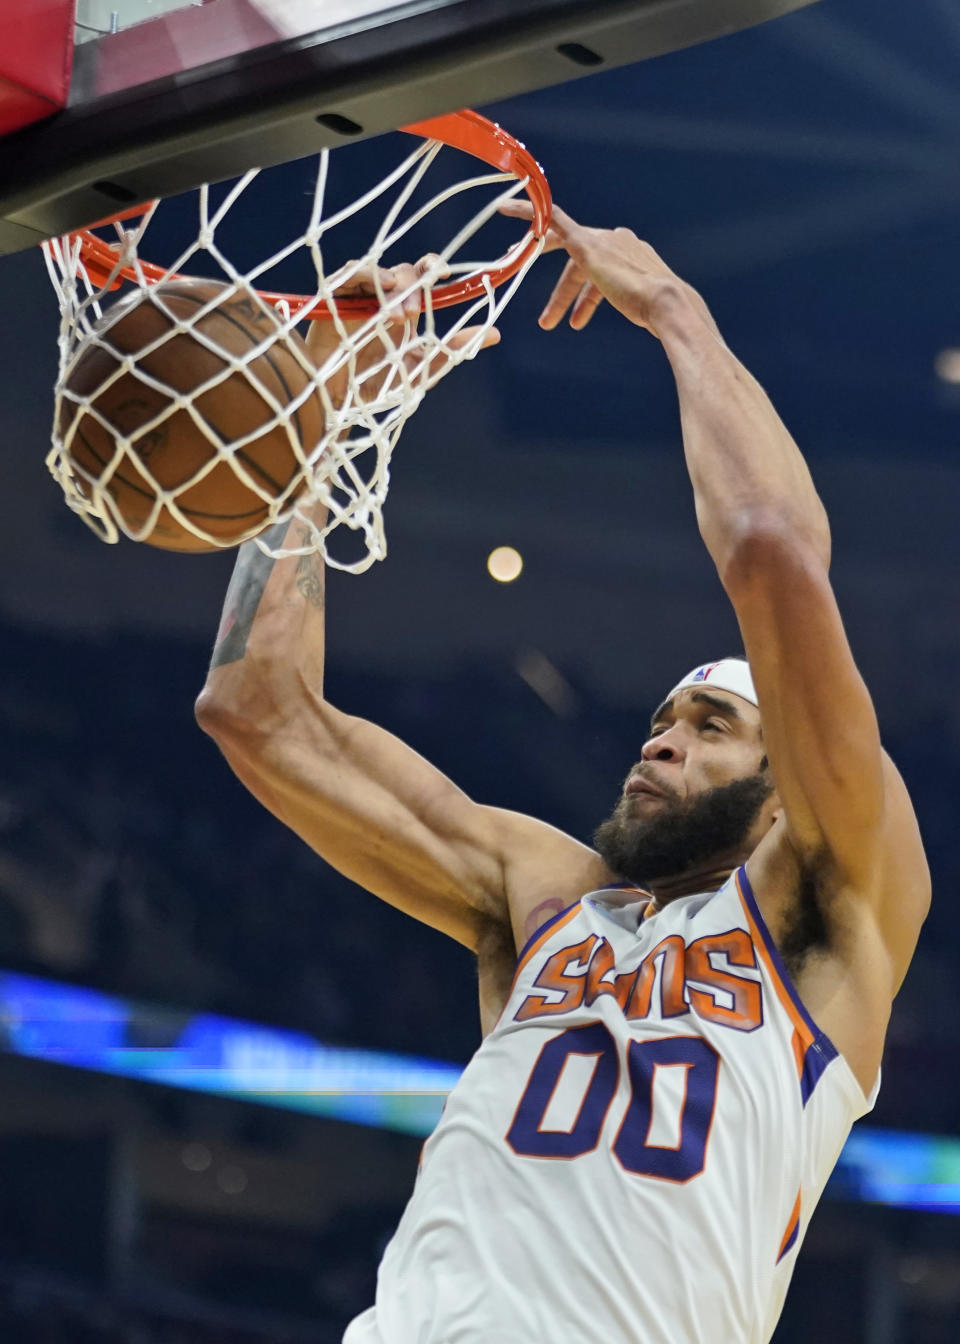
<box><xmin>0</xmin><ymin>0</ymin><xmax>818</xmax><ymax>255</ymax></box>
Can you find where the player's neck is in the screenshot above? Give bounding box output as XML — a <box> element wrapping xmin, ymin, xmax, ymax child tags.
<box><xmin>645</xmin><ymin>857</ymin><xmax>740</xmax><ymax>908</ymax></box>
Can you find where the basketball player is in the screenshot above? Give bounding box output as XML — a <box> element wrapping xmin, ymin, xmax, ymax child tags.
<box><xmin>195</xmin><ymin>207</ymin><xmax>929</xmax><ymax>1343</ymax></box>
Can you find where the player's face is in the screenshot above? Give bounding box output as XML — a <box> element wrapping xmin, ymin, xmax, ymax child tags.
<box><xmin>593</xmin><ymin>689</ymin><xmax>774</xmax><ymax>886</ymax></box>
<box><xmin>637</xmin><ymin>687</ymin><xmax>766</xmax><ymax>800</ymax></box>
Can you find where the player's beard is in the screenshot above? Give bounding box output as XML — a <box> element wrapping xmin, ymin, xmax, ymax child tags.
<box><xmin>592</xmin><ymin>770</ymin><xmax>773</xmax><ymax>886</ymax></box>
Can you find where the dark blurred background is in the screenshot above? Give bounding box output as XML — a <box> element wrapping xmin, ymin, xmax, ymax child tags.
<box><xmin>0</xmin><ymin>0</ymin><xmax>959</xmax><ymax>1338</ymax></box>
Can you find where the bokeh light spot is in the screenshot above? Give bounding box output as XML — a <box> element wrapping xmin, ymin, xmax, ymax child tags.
<box><xmin>934</xmin><ymin>349</ymin><xmax>960</xmax><ymax>384</ymax></box>
<box><xmin>487</xmin><ymin>546</ymin><xmax>523</xmax><ymax>582</ymax></box>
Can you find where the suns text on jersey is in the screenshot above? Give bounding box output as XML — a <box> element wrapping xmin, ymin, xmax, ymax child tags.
<box><xmin>515</xmin><ymin>926</ymin><xmax>763</xmax><ymax>1032</ymax></box>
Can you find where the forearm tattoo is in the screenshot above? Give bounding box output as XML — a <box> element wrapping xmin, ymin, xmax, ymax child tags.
<box><xmin>209</xmin><ymin>523</ymin><xmax>286</xmax><ymax>668</ymax></box>
<box><xmin>295</xmin><ymin>546</ymin><xmax>325</xmax><ymax>608</ymax></box>
<box><xmin>209</xmin><ymin>522</ymin><xmax>326</xmax><ymax>668</ymax></box>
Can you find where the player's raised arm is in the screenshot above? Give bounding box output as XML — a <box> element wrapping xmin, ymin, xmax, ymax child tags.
<box><xmin>195</xmin><ymin>259</ymin><xmax>606</xmax><ymax>991</ymax></box>
<box><xmin>195</xmin><ymin>507</ymin><xmax>487</xmax><ymax>947</ymax></box>
<box><xmin>507</xmin><ymin>201</ymin><xmax>929</xmax><ymax>990</ymax></box>
<box><xmin>653</xmin><ymin>259</ymin><xmax>928</xmax><ymax>986</ymax></box>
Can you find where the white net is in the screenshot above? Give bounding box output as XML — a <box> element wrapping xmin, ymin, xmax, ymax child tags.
<box><xmin>42</xmin><ymin>124</ymin><xmax>547</xmax><ymax>570</ymax></box>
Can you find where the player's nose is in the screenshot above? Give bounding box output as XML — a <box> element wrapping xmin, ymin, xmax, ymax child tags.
<box><xmin>640</xmin><ymin>728</ymin><xmax>685</xmax><ymax>764</ymax></box>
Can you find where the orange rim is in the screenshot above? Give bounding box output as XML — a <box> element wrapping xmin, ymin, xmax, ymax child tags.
<box><xmin>68</xmin><ymin>109</ymin><xmax>552</xmax><ymax>319</ymax></box>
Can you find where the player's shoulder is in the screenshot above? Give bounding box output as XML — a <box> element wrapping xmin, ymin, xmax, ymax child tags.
<box><xmin>476</xmin><ymin>804</ymin><xmax>614</xmax><ymax>958</ymax></box>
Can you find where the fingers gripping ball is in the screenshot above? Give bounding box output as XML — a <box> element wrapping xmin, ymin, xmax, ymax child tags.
<box><xmin>58</xmin><ymin>281</ymin><xmax>325</xmax><ymax>552</ymax></box>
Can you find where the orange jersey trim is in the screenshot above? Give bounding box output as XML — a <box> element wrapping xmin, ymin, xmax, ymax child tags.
<box><xmin>776</xmin><ymin>1189</ymin><xmax>802</xmax><ymax>1264</ymax></box>
<box><xmin>735</xmin><ymin>867</ymin><xmax>839</xmax><ymax>1106</ymax></box>
<box><xmin>735</xmin><ymin>869</ymin><xmax>815</xmax><ymax>1074</ymax></box>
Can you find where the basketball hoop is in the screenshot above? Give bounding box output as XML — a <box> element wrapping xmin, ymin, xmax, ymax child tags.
<box><xmin>42</xmin><ymin>110</ymin><xmax>551</xmax><ymax>569</ymax></box>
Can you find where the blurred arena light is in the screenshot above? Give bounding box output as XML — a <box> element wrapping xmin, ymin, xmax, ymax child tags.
<box><xmin>515</xmin><ymin>648</ymin><xmax>579</xmax><ymax>718</ymax></box>
<box><xmin>487</xmin><ymin>546</ymin><xmax>524</xmax><ymax>582</ymax></box>
<box><xmin>181</xmin><ymin>1141</ymin><xmax>213</xmax><ymax>1172</ymax></box>
<box><xmin>216</xmin><ymin>1164</ymin><xmax>249</xmax><ymax>1195</ymax></box>
<box><xmin>934</xmin><ymin>348</ymin><xmax>960</xmax><ymax>383</ymax></box>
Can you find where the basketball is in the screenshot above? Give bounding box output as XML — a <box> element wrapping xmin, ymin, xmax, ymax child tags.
<box><xmin>59</xmin><ymin>280</ymin><xmax>325</xmax><ymax>552</ymax></box>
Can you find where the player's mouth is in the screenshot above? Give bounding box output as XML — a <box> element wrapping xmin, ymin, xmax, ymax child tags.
<box><xmin>625</xmin><ymin>774</ymin><xmax>665</xmax><ymax>800</ymax></box>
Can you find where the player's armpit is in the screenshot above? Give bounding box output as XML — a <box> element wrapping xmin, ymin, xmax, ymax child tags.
<box><xmin>476</xmin><ymin>916</ymin><xmax>519</xmax><ymax>1037</ymax></box>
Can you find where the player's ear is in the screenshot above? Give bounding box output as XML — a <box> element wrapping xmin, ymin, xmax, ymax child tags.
<box><xmin>760</xmin><ymin>769</ymin><xmax>783</xmax><ymax>829</ymax></box>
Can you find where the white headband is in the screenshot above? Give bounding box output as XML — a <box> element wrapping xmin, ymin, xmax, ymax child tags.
<box><xmin>668</xmin><ymin>658</ymin><xmax>757</xmax><ymax>708</ymax></box>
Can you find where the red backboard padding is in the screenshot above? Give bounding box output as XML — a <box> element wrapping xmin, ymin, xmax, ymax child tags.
<box><xmin>0</xmin><ymin>0</ymin><xmax>74</xmax><ymax>137</ymax></box>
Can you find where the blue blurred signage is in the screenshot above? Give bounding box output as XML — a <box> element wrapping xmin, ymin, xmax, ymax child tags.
<box><xmin>0</xmin><ymin>969</ymin><xmax>956</xmax><ymax>1212</ymax></box>
<box><xmin>0</xmin><ymin>970</ymin><xmax>458</xmax><ymax>1135</ymax></box>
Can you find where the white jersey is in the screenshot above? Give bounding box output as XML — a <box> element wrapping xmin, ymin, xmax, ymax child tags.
<box><xmin>344</xmin><ymin>867</ymin><xmax>877</xmax><ymax>1344</ymax></box>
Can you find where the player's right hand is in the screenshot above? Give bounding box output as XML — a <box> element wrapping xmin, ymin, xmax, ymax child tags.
<box><xmin>305</xmin><ymin>256</ymin><xmax>499</xmax><ymax>407</ymax></box>
<box><xmin>499</xmin><ymin>201</ymin><xmax>721</xmax><ymax>343</ymax></box>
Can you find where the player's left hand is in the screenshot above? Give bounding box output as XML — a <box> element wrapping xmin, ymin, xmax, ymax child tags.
<box><xmin>306</xmin><ymin>256</ymin><xmax>500</xmax><ymax>407</ymax></box>
<box><xmin>499</xmin><ymin>200</ymin><xmax>721</xmax><ymax>342</ymax></box>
